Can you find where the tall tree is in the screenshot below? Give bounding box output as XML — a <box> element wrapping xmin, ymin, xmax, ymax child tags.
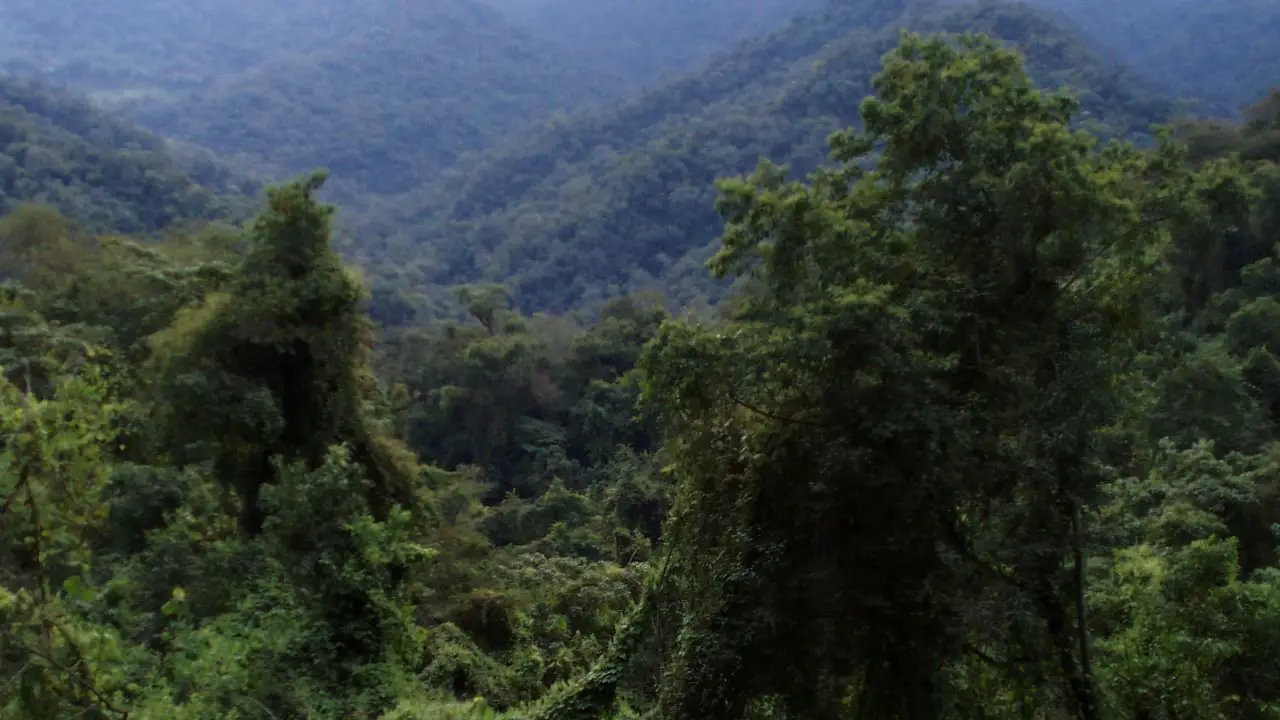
<box><xmin>149</xmin><ymin>171</ymin><xmax>417</xmax><ymax>535</ymax></box>
<box><xmin>640</xmin><ymin>32</ymin><xmax>1164</xmax><ymax>719</ymax></box>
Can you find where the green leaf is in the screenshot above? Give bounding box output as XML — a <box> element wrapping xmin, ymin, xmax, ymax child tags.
<box><xmin>61</xmin><ymin>574</ymin><xmax>95</xmax><ymax>603</ymax></box>
<box><xmin>161</xmin><ymin>586</ymin><xmax>188</xmax><ymax>617</ymax></box>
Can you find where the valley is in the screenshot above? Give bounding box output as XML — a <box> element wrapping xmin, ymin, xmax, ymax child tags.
<box><xmin>1</xmin><ymin>0</ymin><xmax>1279</xmax><ymax>718</ymax></box>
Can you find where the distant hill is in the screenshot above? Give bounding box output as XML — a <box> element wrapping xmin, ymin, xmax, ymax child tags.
<box><xmin>0</xmin><ymin>0</ymin><xmax>344</xmax><ymax>99</ymax></box>
<box><xmin>354</xmin><ymin>0</ymin><xmax>1173</xmax><ymax>319</ymax></box>
<box><xmin>1024</xmin><ymin>0</ymin><xmax>1280</xmax><ymax>116</ymax></box>
<box><xmin>0</xmin><ymin>73</ymin><xmax>256</xmax><ymax>235</ymax></box>
<box><xmin>481</xmin><ymin>0</ymin><xmax>824</xmax><ymax>87</ymax></box>
<box><xmin>0</xmin><ymin>0</ymin><xmax>619</xmax><ymax>200</ymax></box>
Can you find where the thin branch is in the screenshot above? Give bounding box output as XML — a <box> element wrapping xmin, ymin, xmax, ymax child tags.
<box><xmin>728</xmin><ymin>394</ymin><xmax>828</xmax><ymax>428</ymax></box>
<box><xmin>21</xmin><ymin>642</ymin><xmax>129</xmax><ymax>719</ymax></box>
<box><xmin>962</xmin><ymin>641</ymin><xmax>1034</xmax><ymax>670</ymax></box>
<box><xmin>0</xmin><ymin>471</ymin><xmax>28</xmax><ymax>520</ymax></box>
<box><xmin>243</xmin><ymin>696</ymin><xmax>280</xmax><ymax>720</ymax></box>
<box><xmin>1069</xmin><ymin>494</ymin><xmax>1096</xmax><ymax>709</ymax></box>
<box><xmin>938</xmin><ymin>506</ymin><xmax>1025</xmax><ymax>591</ymax></box>
<box><xmin>1</xmin><ymin>367</ymin><xmax>38</xmax><ymax>522</ymax></box>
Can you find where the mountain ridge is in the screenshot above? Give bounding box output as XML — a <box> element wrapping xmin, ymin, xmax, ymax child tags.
<box><xmin>1023</xmin><ymin>0</ymin><xmax>1280</xmax><ymax>115</ymax></box>
<box><xmin>0</xmin><ymin>72</ymin><xmax>257</xmax><ymax>235</ymax></box>
<box><xmin>481</xmin><ymin>0</ymin><xmax>825</xmax><ymax>87</ymax></box>
<box><xmin>1</xmin><ymin>0</ymin><xmax>623</xmax><ymax>201</ymax></box>
<box><xmin>352</xmin><ymin>0</ymin><xmax>1174</xmax><ymax>319</ymax></box>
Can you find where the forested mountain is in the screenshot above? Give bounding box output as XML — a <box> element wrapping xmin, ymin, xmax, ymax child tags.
<box><xmin>4</xmin><ymin>25</ymin><xmax>1280</xmax><ymax>718</ymax></box>
<box><xmin>357</xmin><ymin>0</ymin><xmax>1172</xmax><ymax>317</ymax></box>
<box><xmin>4</xmin><ymin>0</ymin><xmax>1280</xmax><ymax>718</ymax></box>
<box><xmin>0</xmin><ymin>73</ymin><xmax>256</xmax><ymax>234</ymax></box>
<box><xmin>481</xmin><ymin>0</ymin><xmax>824</xmax><ymax>87</ymax></box>
<box><xmin>0</xmin><ymin>0</ymin><xmax>619</xmax><ymax>200</ymax></box>
<box><xmin>1025</xmin><ymin>0</ymin><xmax>1280</xmax><ymax>115</ymax></box>
<box><xmin>0</xmin><ymin>0</ymin><xmax>375</xmax><ymax>99</ymax></box>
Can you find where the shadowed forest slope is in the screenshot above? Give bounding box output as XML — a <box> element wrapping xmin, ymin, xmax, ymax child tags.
<box><xmin>0</xmin><ymin>73</ymin><xmax>256</xmax><ymax>234</ymax></box>
<box><xmin>0</xmin><ymin>0</ymin><xmax>620</xmax><ymax>201</ymax></box>
<box><xmin>352</xmin><ymin>0</ymin><xmax>1173</xmax><ymax>319</ymax></box>
<box><xmin>1025</xmin><ymin>0</ymin><xmax>1280</xmax><ymax>115</ymax></box>
<box><xmin>481</xmin><ymin>0</ymin><xmax>825</xmax><ymax>87</ymax></box>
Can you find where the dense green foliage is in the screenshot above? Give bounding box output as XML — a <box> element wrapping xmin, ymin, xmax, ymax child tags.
<box><xmin>0</xmin><ymin>74</ymin><xmax>255</xmax><ymax>234</ymax></box>
<box><xmin>3</xmin><ymin>0</ymin><xmax>1280</xmax><ymax>716</ymax></box>
<box><xmin>357</xmin><ymin>0</ymin><xmax>1172</xmax><ymax>319</ymax></box>
<box><xmin>0</xmin><ymin>171</ymin><xmax>667</xmax><ymax>719</ymax></box>
<box><xmin>639</xmin><ymin>36</ymin><xmax>1280</xmax><ymax>719</ymax></box>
